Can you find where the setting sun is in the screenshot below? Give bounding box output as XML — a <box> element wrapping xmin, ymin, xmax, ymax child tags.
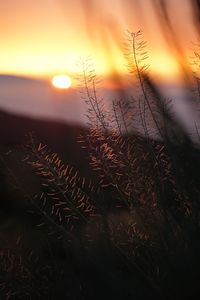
<box><xmin>52</xmin><ymin>75</ymin><xmax>72</xmax><ymax>89</ymax></box>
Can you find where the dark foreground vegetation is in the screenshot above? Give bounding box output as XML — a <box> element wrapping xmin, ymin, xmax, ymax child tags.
<box><xmin>1</xmin><ymin>31</ymin><xmax>200</xmax><ymax>299</ymax></box>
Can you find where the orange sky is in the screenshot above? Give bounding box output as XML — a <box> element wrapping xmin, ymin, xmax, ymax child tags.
<box><xmin>0</xmin><ymin>0</ymin><xmax>198</xmax><ymax>83</ymax></box>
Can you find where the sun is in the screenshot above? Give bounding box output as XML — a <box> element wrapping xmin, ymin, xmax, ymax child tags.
<box><xmin>52</xmin><ymin>75</ymin><xmax>72</xmax><ymax>89</ymax></box>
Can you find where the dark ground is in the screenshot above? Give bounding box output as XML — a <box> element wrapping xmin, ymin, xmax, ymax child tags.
<box><xmin>1</xmin><ymin>109</ymin><xmax>200</xmax><ymax>299</ymax></box>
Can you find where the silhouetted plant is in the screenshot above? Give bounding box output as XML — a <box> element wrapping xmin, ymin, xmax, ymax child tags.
<box><xmin>3</xmin><ymin>30</ymin><xmax>200</xmax><ymax>299</ymax></box>
<box><xmin>75</xmin><ymin>30</ymin><xmax>200</xmax><ymax>297</ymax></box>
<box><xmin>23</xmin><ymin>134</ymin><xmax>99</xmax><ymax>235</ymax></box>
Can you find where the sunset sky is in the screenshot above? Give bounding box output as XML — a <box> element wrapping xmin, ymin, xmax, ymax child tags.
<box><xmin>0</xmin><ymin>0</ymin><xmax>198</xmax><ymax>84</ymax></box>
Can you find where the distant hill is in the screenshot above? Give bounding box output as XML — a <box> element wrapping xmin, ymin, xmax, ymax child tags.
<box><xmin>1</xmin><ymin>107</ymin><xmax>200</xmax><ymax>210</ymax></box>
<box><xmin>0</xmin><ymin>110</ymin><xmax>92</xmax><ymax>212</ymax></box>
<box><xmin>0</xmin><ymin>109</ymin><xmax>89</xmax><ymax>168</ymax></box>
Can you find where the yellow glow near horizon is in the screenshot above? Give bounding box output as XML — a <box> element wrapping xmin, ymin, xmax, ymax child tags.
<box><xmin>150</xmin><ymin>54</ymin><xmax>181</xmax><ymax>80</ymax></box>
<box><xmin>52</xmin><ymin>75</ymin><xmax>72</xmax><ymax>89</ymax></box>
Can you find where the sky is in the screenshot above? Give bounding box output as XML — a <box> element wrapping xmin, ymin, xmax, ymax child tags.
<box><xmin>0</xmin><ymin>0</ymin><xmax>198</xmax><ymax>85</ymax></box>
<box><xmin>0</xmin><ymin>0</ymin><xmax>199</xmax><ymax>135</ymax></box>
